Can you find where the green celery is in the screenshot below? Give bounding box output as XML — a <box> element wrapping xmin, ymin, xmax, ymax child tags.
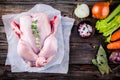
<box><xmin>95</xmin><ymin>4</ymin><xmax>120</xmax><ymax>42</ymax></box>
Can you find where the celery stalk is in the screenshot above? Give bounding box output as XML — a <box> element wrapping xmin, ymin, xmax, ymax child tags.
<box><xmin>105</xmin><ymin>4</ymin><xmax>120</xmax><ymax>23</ymax></box>
<box><xmin>95</xmin><ymin>4</ymin><xmax>120</xmax><ymax>42</ymax></box>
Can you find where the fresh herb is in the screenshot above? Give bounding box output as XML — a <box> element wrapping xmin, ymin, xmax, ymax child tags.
<box><xmin>31</xmin><ymin>20</ymin><xmax>41</xmax><ymax>49</ymax></box>
<box><xmin>33</xmin><ymin>20</ymin><xmax>38</xmax><ymax>24</ymax></box>
<box><xmin>92</xmin><ymin>45</ymin><xmax>111</xmax><ymax>75</ymax></box>
<box><xmin>31</xmin><ymin>24</ymin><xmax>37</xmax><ymax>29</ymax></box>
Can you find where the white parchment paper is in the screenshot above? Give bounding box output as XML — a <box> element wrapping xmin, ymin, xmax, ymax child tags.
<box><xmin>2</xmin><ymin>4</ymin><xmax>74</xmax><ymax>73</ymax></box>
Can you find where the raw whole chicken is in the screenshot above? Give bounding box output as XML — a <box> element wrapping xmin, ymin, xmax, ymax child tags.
<box><xmin>11</xmin><ymin>13</ymin><xmax>58</xmax><ymax>67</ymax></box>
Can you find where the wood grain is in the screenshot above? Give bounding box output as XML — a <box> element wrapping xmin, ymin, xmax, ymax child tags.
<box><xmin>0</xmin><ymin>0</ymin><xmax>120</xmax><ymax>79</ymax></box>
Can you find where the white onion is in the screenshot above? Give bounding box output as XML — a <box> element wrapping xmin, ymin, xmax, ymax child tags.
<box><xmin>74</xmin><ymin>4</ymin><xmax>90</xmax><ymax>18</ymax></box>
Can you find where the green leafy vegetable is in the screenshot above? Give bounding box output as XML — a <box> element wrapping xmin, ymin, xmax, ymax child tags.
<box><xmin>92</xmin><ymin>45</ymin><xmax>111</xmax><ymax>75</ymax></box>
<box><xmin>95</xmin><ymin>4</ymin><xmax>120</xmax><ymax>42</ymax></box>
<box><xmin>31</xmin><ymin>20</ymin><xmax>41</xmax><ymax>49</ymax></box>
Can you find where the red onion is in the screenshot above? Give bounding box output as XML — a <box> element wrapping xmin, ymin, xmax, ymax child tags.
<box><xmin>109</xmin><ymin>51</ymin><xmax>120</xmax><ymax>63</ymax></box>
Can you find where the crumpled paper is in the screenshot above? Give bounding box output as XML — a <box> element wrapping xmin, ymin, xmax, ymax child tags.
<box><xmin>2</xmin><ymin>4</ymin><xmax>75</xmax><ymax>73</ymax></box>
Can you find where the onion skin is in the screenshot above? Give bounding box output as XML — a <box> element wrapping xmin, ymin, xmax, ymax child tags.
<box><xmin>92</xmin><ymin>2</ymin><xmax>110</xmax><ymax>19</ymax></box>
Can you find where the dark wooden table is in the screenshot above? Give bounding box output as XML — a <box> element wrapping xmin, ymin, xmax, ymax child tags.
<box><xmin>0</xmin><ymin>0</ymin><xmax>120</xmax><ymax>80</ymax></box>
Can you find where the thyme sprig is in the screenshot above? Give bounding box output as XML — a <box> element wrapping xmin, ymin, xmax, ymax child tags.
<box><xmin>31</xmin><ymin>20</ymin><xmax>41</xmax><ymax>49</ymax></box>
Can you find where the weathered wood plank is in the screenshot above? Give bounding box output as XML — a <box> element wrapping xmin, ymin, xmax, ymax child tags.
<box><xmin>0</xmin><ymin>0</ymin><xmax>105</xmax><ymax>1</ymax></box>
<box><xmin>0</xmin><ymin>0</ymin><xmax>55</xmax><ymax>1</ymax></box>
<box><xmin>0</xmin><ymin>4</ymin><xmax>74</xmax><ymax>26</ymax></box>
<box><xmin>0</xmin><ymin>0</ymin><xmax>120</xmax><ymax>79</ymax></box>
<box><xmin>0</xmin><ymin>25</ymin><xmax>111</xmax><ymax>65</ymax></box>
<box><xmin>0</xmin><ymin>27</ymin><xmax>101</xmax><ymax>65</ymax></box>
<box><xmin>70</xmin><ymin>49</ymin><xmax>97</xmax><ymax>64</ymax></box>
<box><xmin>0</xmin><ymin>1</ymin><xmax>119</xmax><ymax>26</ymax></box>
<box><xmin>0</xmin><ymin>50</ymin><xmax>97</xmax><ymax>65</ymax></box>
<box><xmin>0</xmin><ymin>0</ymin><xmax>119</xmax><ymax>5</ymax></box>
<box><xmin>0</xmin><ymin>5</ymin><xmax>119</xmax><ymax>26</ymax></box>
<box><xmin>0</xmin><ymin>42</ymin><xmax>99</xmax><ymax>65</ymax></box>
<box><xmin>0</xmin><ymin>65</ymin><xmax>120</xmax><ymax>80</ymax></box>
<box><xmin>0</xmin><ymin>27</ymin><xmax>5</xmax><ymax>33</ymax></box>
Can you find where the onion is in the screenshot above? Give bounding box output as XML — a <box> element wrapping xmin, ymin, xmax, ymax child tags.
<box><xmin>74</xmin><ymin>4</ymin><xmax>90</xmax><ymax>18</ymax></box>
<box><xmin>109</xmin><ymin>51</ymin><xmax>120</xmax><ymax>63</ymax></box>
<box><xmin>92</xmin><ymin>0</ymin><xmax>112</xmax><ymax>19</ymax></box>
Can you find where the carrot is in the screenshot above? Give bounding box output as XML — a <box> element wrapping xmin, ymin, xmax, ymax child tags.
<box><xmin>111</xmin><ymin>29</ymin><xmax>120</xmax><ymax>41</ymax></box>
<box><xmin>107</xmin><ymin>40</ymin><xmax>120</xmax><ymax>49</ymax></box>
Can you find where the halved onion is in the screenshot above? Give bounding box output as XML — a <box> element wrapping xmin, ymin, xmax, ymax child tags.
<box><xmin>74</xmin><ymin>4</ymin><xmax>90</xmax><ymax>18</ymax></box>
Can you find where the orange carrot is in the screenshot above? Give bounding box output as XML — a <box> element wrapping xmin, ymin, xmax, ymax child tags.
<box><xmin>111</xmin><ymin>29</ymin><xmax>120</xmax><ymax>41</ymax></box>
<box><xmin>107</xmin><ymin>40</ymin><xmax>120</xmax><ymax>49</ymax></box>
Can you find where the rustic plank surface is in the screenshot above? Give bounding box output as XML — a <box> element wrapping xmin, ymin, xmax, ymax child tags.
<box><xmin>0</xmin><ymin>0</ymin><xmax>120</xmax><ymax>80</ymax></box>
